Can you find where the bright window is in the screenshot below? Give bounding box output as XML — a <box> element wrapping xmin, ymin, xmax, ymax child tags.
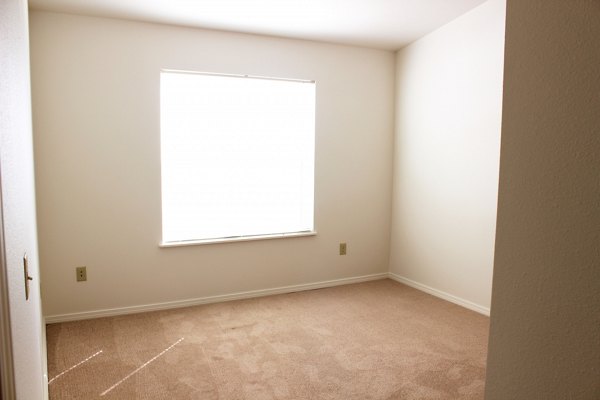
<box><xmin>160</xmin><ymin>71</ymin><xmax>316</xmax><ymax>244</ymax></box>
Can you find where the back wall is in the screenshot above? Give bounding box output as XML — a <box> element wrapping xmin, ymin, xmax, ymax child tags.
<box><xmin>29</xmin><ymin>11</ymin><xmax>395</xmax><ymax>319</ymax></box>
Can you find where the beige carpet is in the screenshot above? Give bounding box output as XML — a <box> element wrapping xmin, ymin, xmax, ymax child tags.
<box><xmin>46</xmin><ymin>279</ymin><xmax>489</xmax><ymax>399</ymax></box>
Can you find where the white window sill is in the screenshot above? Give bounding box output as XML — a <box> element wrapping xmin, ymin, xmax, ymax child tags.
<box><xmin>159</xmin><ymin>231</ymin><xmax>317</xmax><ymax>248</ymax></box>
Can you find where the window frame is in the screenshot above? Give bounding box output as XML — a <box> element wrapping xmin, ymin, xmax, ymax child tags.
<box><xmin>158</xmin><ymin>69</ymin><xmax>317</xmax><ymax>247</ymax></box>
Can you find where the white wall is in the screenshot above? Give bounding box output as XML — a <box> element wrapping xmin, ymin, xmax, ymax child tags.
<box><xmin>485</xmin><ymin>1</ymin><xmax>600</xmax><ymax>398</ymax></box>
<box><xmin>389</xmin><ymin>0</ymin><xmax>506</xmax><ymax>312</ymax></box>
<box><xmin>29</xmin><ymin>12</ymin><xmax>395</xmax><ymax>318</ymax></box>
<box><xmin>0</xmin><ymin>0</ymin><xmax>46</xmax><ymax>398</ymax></box>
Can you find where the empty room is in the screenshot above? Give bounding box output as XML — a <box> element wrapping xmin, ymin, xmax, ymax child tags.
<box><xmin>1</xmin><ymin>0</ymin><xmax>598</xmax><ymax>399</ymax></box>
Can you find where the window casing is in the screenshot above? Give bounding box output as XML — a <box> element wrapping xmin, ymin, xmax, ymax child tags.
<box><xmin>160</xmin><ymin>70</ymin><xmax>316</xmax><ymax>245</ymax></box>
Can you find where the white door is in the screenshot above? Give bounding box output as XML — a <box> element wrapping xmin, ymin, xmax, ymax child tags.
<box><xmin>0</xmin><ymin>0</ymin><xmax>47</xmax><ymax>399</ymax></box>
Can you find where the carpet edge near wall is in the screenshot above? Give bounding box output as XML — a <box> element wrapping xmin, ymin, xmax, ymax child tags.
<box><xmin>45</xmin><ymin>271</ymin><xmax>489</xmax><ymax>324</ymax></box>
<box><xmin>44</xmin><ymin>272</ymin><xmax>389</xmax><ymax>324</ymax></box>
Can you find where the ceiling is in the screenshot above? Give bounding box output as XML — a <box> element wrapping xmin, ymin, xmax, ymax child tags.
<box><xmin>28</xmin><ymin>0</ymin><xmax>488</xmax><ymax>50</ymax></box>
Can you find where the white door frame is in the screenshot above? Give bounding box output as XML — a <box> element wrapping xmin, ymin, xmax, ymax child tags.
<box><xmin>0</xmin><ymin>177</ymin><xmax>16</xmax><ymax>400</ymax></box>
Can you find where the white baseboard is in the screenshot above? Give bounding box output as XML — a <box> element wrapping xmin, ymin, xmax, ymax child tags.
<box><xmin>45</xmin><ymin>272</ymin><xmax>389</xmax><ymax>324</ymax></box>
<box><xmin>388</xmin><ymin>272</ymin><xmax>490</xmax><ymax>316</ymax></box>
<box><xmin>45</xmin><ymin>272</ymin><xmax>489</xmax><ymax>323</ymax></box>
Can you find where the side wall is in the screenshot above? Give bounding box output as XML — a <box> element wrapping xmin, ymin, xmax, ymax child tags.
<box><xmin>389</xmin><ymin>0</ymin><xmax>506</xmax><ymax>313</ymax></box>
<box><xmin>29</xmin><ymin>12</ymin><xmax>396</xmax><ymax>319</ymax></box>
<box><xmin>485</xmin><ymin>1</ymin><xmax>600</xmax><ymax>398</ymax></box>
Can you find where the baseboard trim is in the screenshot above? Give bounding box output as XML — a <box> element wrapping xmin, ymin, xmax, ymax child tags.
<box><xmin>45</xmin><ymin>272</ymin><xmax>389</xmax><ymax>324</ymax></box>
<box><xmin>387</xmin><ymin>272</ymin><xmax>490</xmax><ymax>316</ymax></box>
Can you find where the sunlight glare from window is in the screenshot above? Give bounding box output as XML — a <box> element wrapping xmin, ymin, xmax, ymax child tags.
<box><xmin>160</xmin><ymin>71</ymin><xmax>315</xmax><ymax>243</ymax></box>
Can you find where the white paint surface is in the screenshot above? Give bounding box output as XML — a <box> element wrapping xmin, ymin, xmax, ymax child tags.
<box><xmin>485</xmin><ymin>1</ymin><xmax>600</xmax><ymax>398</ymax></box>
<box><xmin>389</xmin><ymin>0</ymin><xmax>506</xmax><ymax>311</ymax></box>
<box><xmin>0</xmin><ymin>0</ymin><xmax>47</xmax><ymax>398</ymax></box>
<box><xmin>29</xmin><ymin>12</ymin><xmax>395</xmax><ymax>317</ymax></box>
<box><xmin>28</xmin><ymin>0</ymin><xmax>487</xmax><ymax>50</ymax></box>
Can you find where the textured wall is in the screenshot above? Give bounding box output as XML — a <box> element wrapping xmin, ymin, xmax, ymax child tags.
<box><xmin>0</xmin><ymin>0</ymin><xmax>46</xmax><ymax>398</ymax></box>
<box><xmin>485</xmin><ymin>1</ymin><xmax>600</xmax><ymax>398</ymax></box>
<box><xmin>389</xmin><ymin>0</ymin><xmax>506</xmax><ymax>312</ymax></box>
<box><xmin>29</xmin><ymin>12</ymin><xmax>395</xmax><ymax>318</ymax></box>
